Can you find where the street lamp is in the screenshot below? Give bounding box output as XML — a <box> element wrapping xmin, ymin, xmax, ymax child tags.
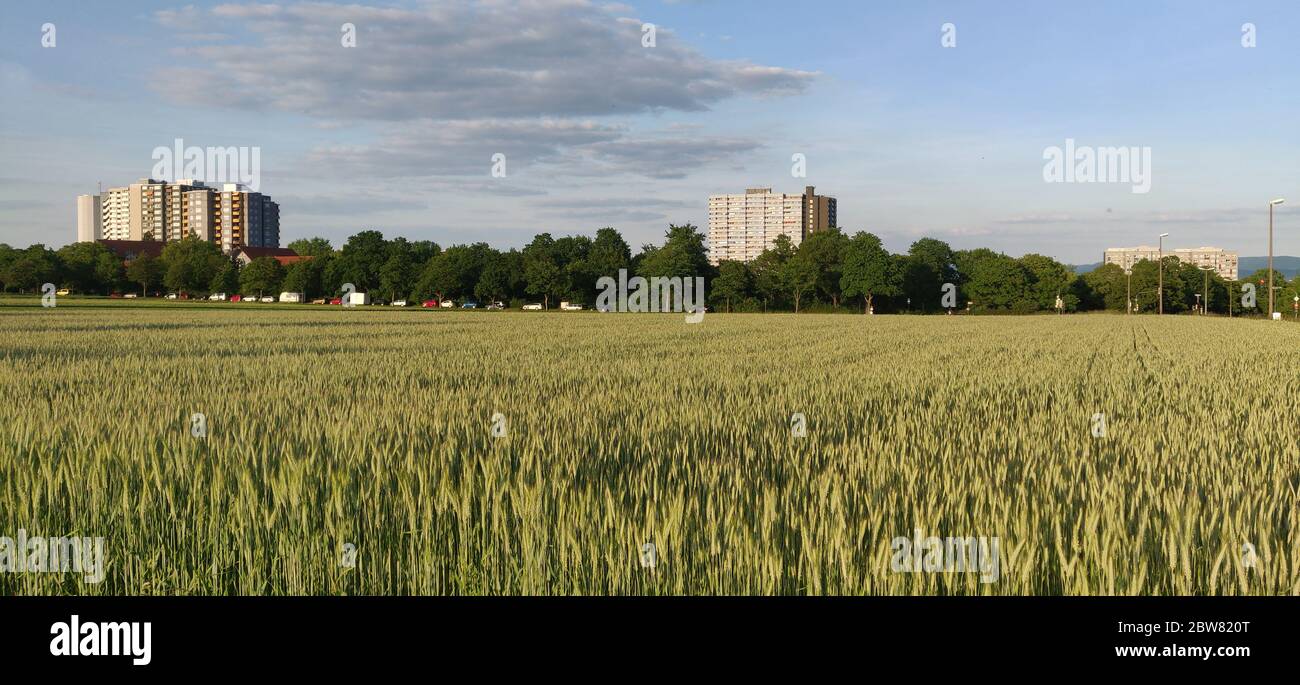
<box><xmin>1125</xmin><ymin>267</ymin><xmax>1132</xmax><ymax>314</ymax></box>
<box><xmin>1269</xmin><ymin>199</ymin><xmax>1285</xmax><ymax>318</ymax></box>
<box><xmin>1158</xmin><ymin>233</ymin><xmax>1170</xmax><ymax>315</ymax></box>
<box><xmin>1198</xmin><ymin>265</ymin><xmax>1214</xmax><ymax>316</ymax></box>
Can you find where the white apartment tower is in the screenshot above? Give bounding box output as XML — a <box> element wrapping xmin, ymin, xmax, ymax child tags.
<box><xmin>76</xmin><ymin>194</ymin><xmax>101</xmax><ymax>243</ymax></box>
<box><xmin>707</xmin><ymin>186</ymin><xmax>837</xmax><ymax>264</ymax></box>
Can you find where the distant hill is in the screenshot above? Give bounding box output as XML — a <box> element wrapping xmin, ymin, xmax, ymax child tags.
<box><xmin>1239</xmin><ymin>256</ymin><xmax>1300</xmax><ymax>279</ymax></box>
<box><xmin>1071</xmin><ymin>257</ymin><xmax>1300</xmax><ymax>278</ymax></box>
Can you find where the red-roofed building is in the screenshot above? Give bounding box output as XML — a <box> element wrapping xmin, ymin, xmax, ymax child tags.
<box><xmin>232</xmin><ymin>246</ymin><xmax>304</xmax><ymax>267</ymax></box>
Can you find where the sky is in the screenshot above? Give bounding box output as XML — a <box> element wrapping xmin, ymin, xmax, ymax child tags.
<box><xmin>1</xmin><ymin>0</ymin><xmax>1297</xmax><ymax>264</ymax></box>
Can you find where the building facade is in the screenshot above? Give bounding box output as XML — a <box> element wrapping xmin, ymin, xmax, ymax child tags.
<box><xmin>76</xmin><ymin>194</ymin><xmax>101</xmax><ymax>243</ymax></box>
<box><xmin>79</xmin><ymin>177</ymin><xmax>279</xmax><ymax>250</ymax></box>
<box><xmin>1103</xmin><ymin>246</ymin><xmax>1238</xmax><ymax>280</ymax></box>
<box><xmin>707</xmin><ymin>186</ymin><xmax>837</xmax><ymax>264</ymax></box>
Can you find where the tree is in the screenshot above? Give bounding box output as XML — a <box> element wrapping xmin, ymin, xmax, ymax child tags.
<box><xmin>749</xmin><ymin>234</ymin><xmax>796</xmax><ymax>311</ymax></box>
<box><xmin>840</xmin><ymin>232</ymin><xmax>899</xmax><ymax>313</ymax></box>
<box><xmin>57</xmin><ymin>242</ymin><xmax>116</xmax><ymax>294</ymax></box>
<box><xmin>1</xmin><ymin>245</ymin><xmax>60</xmax><ymax>293</ymax></box>
<box><xmin>210</xmin><ymin>261</ymin><xmax>240</xmax><ymax>295</ymax></box>
<box><xmin>327</xmin><ymin>230</ymin><xmax>387</xmax><ymax>292</ymax></box>
<box><xmin>588</xmin><ymin>227</ymin><xmax>632</xmax><ymax>281</ymax></box>
<box><xmin>287</xmin><ymin>237</ymin><xmax>334</xmax><ymax>258</ymax></box>
<box><xmin>161</xmin><ymin>237</ymin><xmax>226</xmax><ymax>294</ymax></box>
<box><xmin>379</xmin><ymin>237</ymin><xmax>415</xmax><ymax>301</ymax></box>
<box><xmin>1081</xmin><ymin>263</ymin><xmax>1128</xmax><ymax>311</ymax></box>
<box><xmin>636</xmin><ymin>223</ymin><xmax>712</xmax><ymax>280</ymax></box>
<box><xmin>476</xmin><ymin>249</ymin><xmax>522</xmax><ymax>303</ymax></box>
<box><xmin>902</xmin><ymin>238</ymin><xmax>957</xmax><ymax>312</ymax></box>
<box><xmin>239</xmin><ymin>256</ymin><xmax>285</xmax><ymax>297</ymax></box>
<box><xmin>554</xmin><ymin>235</ymin><xmax>594</xmax><ymax>303</ymax></box>
<box><xmin>281</xmin><ymin>258</ymin><xmax>325</xmax><ymax>299</ymax></box>
<box><xmin>523</xmin><ymin>233</ymin><xmax>564</xmax><ymax>309</ymax></box>
<box><xmin>799</xmin><ymin>228</ymin><xmax>848</xmax><ymax>308</ymax></box>
<box><xmin>94</xmin><ymin>252</ymin><xmax>124</xmax><ymax>295</ymax></box>
<box><xmin>711</xmin><ymin>260</ymin><xmax>751</xmax><ymax>313</ymax></box>
<box><xmin>965</xmin><ymin>253</ymin><xmax>1031</xmax><ymax>311</ymax></box>
<box><xmin>783</xmin><ymin>251</ymin><xmax>819</xmax><ymax>313</ymax></box>
<box><xmin>1019</xmin><ymin>253</ymin><xmax>1078</xmax><ymax>311</ymax></box>
<box><xmin>126</xmin><ymin>254</ymin><xmax>163</xmax><ymax>296</ymax></box>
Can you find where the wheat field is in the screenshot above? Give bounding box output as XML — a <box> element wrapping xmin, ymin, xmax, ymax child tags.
<box><xmin>1</xmin><ymin>305</ymin><xmax>1297</xmax><ymax>595</ymax></box>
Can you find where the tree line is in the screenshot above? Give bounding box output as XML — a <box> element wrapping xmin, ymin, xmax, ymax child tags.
<box><xmin>3</xmin><ymin>225</ymin><xmax>1297</xmax><ymax>314</ymax></box>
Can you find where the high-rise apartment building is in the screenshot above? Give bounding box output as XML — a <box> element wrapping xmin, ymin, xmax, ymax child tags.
<box><xmin>81</xmin><ymin>177</ymin><xmax>280</xmax><ymax>250</ymax></box>
<box><xmin>707</xmin><ymin>186</ymin><xmax>837</xmax><ymax>264</ymax></box>
<box><xmin>76</xmin><ymin>194</ymin><xmax>101</xmax><ymax>243</ymax></box>
<box><xmin>1103</xmin><ymin>246</ymin><xmax>1238</xmax><ymax>280</ymax></box>
<box><xmin>99</xmin><ymin>186</ymin><xmax>132</xmax><ymax>240</ymax></box>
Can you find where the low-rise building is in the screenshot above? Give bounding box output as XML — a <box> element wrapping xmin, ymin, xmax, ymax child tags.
<box><xmin>1103</xmin><ymin>246</ymin><xmax>1238</xmax><ymax>280</ymax></box>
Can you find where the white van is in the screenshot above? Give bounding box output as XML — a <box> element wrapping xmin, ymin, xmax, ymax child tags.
<box><xmin>279</xmin><ymin>292</ymin><xmax>305</xmax><ymax>303</ymax></box>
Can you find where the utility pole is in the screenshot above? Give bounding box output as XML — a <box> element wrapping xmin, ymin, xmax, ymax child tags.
<box><xmin>1268</xmin><ymin>199</ymin><xmax>1285</xmax><ymax>319</ymax></box>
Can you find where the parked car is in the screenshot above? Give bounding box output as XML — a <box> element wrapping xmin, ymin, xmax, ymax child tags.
<box><xmin>164</xmin><ymin>293</ymin><xmax>178</xmax><ymax>300</ymax></box>
<box><xmin>279</xmin><ymin>292</ymin><xmax>304</xmax><ymax>303</ymax></box>
<box><xmin>259</xmin><ymin>296</ymin><xmax>275</xmax><ymax>303</ymax></box>
<box><xmin>56</xmin><ymin>288</ymin><xmax>71</xmax><ymax>296</ymax></box>
<box><xmin>329</xmin><ymin>297</ymin><xmax>342</xmax><ymax>305</ymax></box>
<box><xmin>347</xmin><ymin>292</ymin><xmax>370</xmax><ymax>306</ymax></box>
<box><xmin>242</xmin><ymin>296</ymin><xmax>258</xmax><ymax>303</ymax></box>
<box><xmin>440</xmin><ymin>300</ymin><xmax>455</xmax><ymax>308</ymax></box>
<box><xmin>486</xmin><ymin>301</ymin><xmax>504</xmax><ymax>310</ymax></box>
<box><xmin>461</xmin><ymin>301</ymin><xmax>478</xmax><ymax>309</ymax></box>
<box><xmin>230</xmin><ymin>295</ymin><xmax>242</xmax><ymax>303</ymax></box>
<box><xmin>421</xmin><ymin>299</ymin><xmax>439</xmax><ymax>308</ymax></box>
<box><xmin>310</xmin><ymin>298</ymin><xmax>326</xmax><ymax>305</ymax></box>
<box><xmin>560</xmin><ymin>302</ymin><xmax>583</xmax><ymax>311</ymax></box>
<box><xmin>391</xmin><ymin>300</ymin><xmax>408</xmax><ymax>307</ymax></box>
<box><xmin>208</xmin><ymin>293</ymin><xmax>227</xmax><ymax>301</ymax></box>
<box><xmin>124</xmin><ymin>293</ymin><xmax>138</xmax><ymax>299</ymax></box>
<box><xmin>522</xmin><ymin>303</ymin><xmax>543</xmax><ymax>311</ymax></box>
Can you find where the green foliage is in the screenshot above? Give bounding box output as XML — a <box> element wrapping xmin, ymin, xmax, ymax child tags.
<box><xmin>840</xmin><ymin>232</ymin><xmax>899</xmax><ymax>312</ymax></box>
<box><xmin>161</xmin><ymin>237</ymin><xmax>226</xmax><ymax>295</ymax></box>
<box><xmin>239</xmin><ymin>256</ymin><xmax>285</xmax><ymax>297</ymax></box>
<box><xmin>711</xmin><ymin>260</ymin><xmax>751</xmax><ymax>313</ymax></box>
<box><xmin>125</xmin><ymin>254</ymin><xmax>164</xmax><ymax>296</ymax></box>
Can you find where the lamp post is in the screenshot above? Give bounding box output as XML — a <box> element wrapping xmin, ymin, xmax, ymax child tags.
<box><xmin>1158</xmin><ymin>233</ymin><xmax>1170</xmax><ymax>315</ymax></box>
<box><xmin>1199</xmin><ymin>265</ymin><xmax>1213</xmax><ymax>316</ymax></box>
<box><xmin>1126</xmin><ymin>267</ymin><xmax>1132</xmax><ymax>314</ymax></box>
<box><xmin>1269</xmin><ymin>199</ymin><xmax>1285</xmax><ymax>318</ymax></box>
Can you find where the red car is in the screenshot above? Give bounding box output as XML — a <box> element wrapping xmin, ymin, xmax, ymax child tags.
<box><xmin>422</xmin><ymin>299</ymin><xmax>439</xmax><ymax>308</ymax></box>
<box><xmin>330</xmin><ymin>297</ymin><xmax>343</xmax><ymax>305</ymax></box>
<box><xmin>230</xmin><ymin>295</ymin><xmax>242</xmax><ymax>302</ymax></box>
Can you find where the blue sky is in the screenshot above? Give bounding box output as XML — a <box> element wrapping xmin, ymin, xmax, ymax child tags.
<box><xmin>1</xmin><ymin>0</ymin><xmax>1297</xmax><ymax>263</ymax></box>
